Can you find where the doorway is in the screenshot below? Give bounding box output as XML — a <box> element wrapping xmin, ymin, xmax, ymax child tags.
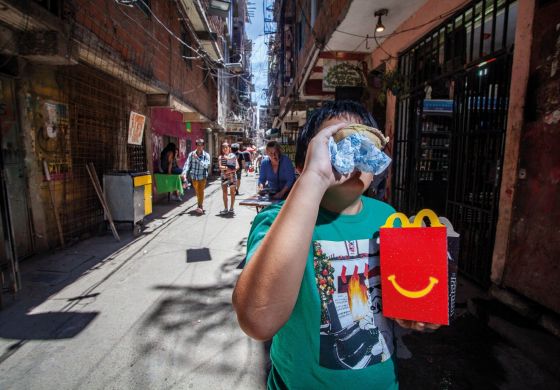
<box><xmin>0</xmin><ymin>76</ymin><xmax>34</xmax><ymax>259</ymax></box>
<box><xmin>392</xmin><ymin>0</ymin><xmax>517</xmax><ymax>286</ymax></box>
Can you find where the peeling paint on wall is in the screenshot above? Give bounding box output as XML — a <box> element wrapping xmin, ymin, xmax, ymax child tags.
<box><xmin>544</xmin><ymin>109</ymin><xmax>560</xmax><ymax>124</ymax></box>
<box><xmin>504</xmin><ymin>2</ymin><xmax>560</xmax><ymax>314</ymax></box>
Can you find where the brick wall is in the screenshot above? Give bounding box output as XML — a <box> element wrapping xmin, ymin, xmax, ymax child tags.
<box><xmin>71</xmin><ymin>0</ymin><xmax>218</xmax><ymax>120</ymax></box>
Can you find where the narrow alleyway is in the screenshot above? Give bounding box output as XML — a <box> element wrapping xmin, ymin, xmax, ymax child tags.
<box><xmin>1</xmin><ymin>173</ymin><xmax>559</xmax><ymax>389</ymax></box>
<box><xmin>0</xmin><ymin>174</ymin><xmax>267</xmax><ymax>389</ymax></box>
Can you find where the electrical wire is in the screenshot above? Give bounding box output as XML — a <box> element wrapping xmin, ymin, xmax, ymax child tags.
<box><xmin>136</xmin><ymin>0</ymin><xmax>205</xmax><ymax>59</ymax></box>
<box><xmin>111</xmin><ymin>0</ymin><xmax>257</xmax><ymax>104</ymax></box>
<box><xmin>335</xmin><ymin>1</ymin><xmax>470</xmax><ymax>41</ymax></box>
<box><xmin>263</xmin><ymin>0</ymin><xmax>474</xmax><ymax>104</ymax></box>
<box><xmin>113</xmin><ymin>0</ymin><xmax>254</xmax><ymax>80</ymax></box>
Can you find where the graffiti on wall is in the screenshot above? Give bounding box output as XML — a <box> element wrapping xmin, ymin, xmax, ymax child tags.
<box><xmin>179</xmin><ymin>139</ymin><xmax>187</xmax><ymax>160</ymax></box>
<box><xmin>152</xmin><ymin>133</ymin><xmax>164</xmax><ymax>172</ymax></box>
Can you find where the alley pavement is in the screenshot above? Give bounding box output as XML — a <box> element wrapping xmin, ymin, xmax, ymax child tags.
<box><xmin>1</xmin><ymin>172</ymin><xmax>559</xmax><ymax>389</ymax></box>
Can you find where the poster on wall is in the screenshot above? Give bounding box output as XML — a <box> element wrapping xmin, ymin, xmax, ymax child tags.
<box><xmin>38</xmin><ymin>101</ymin><xmax>72</xmax><ymax>181</ymax></box>
<box><xmin>322</xmin><ymin>60</ymin><xmax>365</xmax><ymax>92</ymax></box>
<box><xmin>44</xmin><ymin>102</ymin><xmax>59</xmax><ymax>138</ymax></box>
<box><xmin>128</xmin><ymin>111</ymin><xmax>146</xmax><ymax>145</ymax></box>
<box><xmin>179</xmin><ymin>139</ymin><xmax>187</xmax><ymax>160</ymax></box>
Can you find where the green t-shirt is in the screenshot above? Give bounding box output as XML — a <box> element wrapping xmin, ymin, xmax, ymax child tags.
<box><xmin>246</xmin><ymin>196</ymin><xmax>398</xmax><ymax>390</ymax></box>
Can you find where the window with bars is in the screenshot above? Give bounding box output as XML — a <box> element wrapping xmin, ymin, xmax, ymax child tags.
<box><xmin>399</xmin><ymin>0</ymin><xmax>518</xmax><ymax>93</ymax></box>
<box><xmin>393</xmin><ymin>1</ymin><xmax>517</xmax><ymax>286</ymax></box>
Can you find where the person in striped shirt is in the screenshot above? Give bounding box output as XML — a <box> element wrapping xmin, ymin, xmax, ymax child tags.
<box><xmin>183</xmin><ymin>139</ymin><xmax>211</xmax><ymax>214</ymax></box>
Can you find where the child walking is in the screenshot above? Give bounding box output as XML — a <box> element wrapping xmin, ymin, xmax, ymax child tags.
<box><xmin>233</xmin><ymin>101</ymin><xmax>439</xmax><ymax>389</ymax></box>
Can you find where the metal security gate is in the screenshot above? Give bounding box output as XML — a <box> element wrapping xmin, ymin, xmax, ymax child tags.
<box><xmin>447</xmin><ymin>55</ymin><xmax>511</xmax><ymax>286</ymax></box>
<box><xmin>392</xmin><ymin>0</ymin><xmax>517</xmax><ymax>286</ymax></box>
<box><xmin>60</xmin><ymin>65</ymin><xmax>147</xmax><ymax>241</ymax></box>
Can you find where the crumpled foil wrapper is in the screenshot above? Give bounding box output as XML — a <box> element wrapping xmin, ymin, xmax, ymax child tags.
<box><xmin>329</xmin><ymin>133</ymin><xmax>392</xmax><ymax>175</ymax></box>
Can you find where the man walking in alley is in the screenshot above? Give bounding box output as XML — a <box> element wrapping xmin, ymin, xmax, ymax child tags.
<box><xmin>183</xmin><ymin>139</ymin><xmax>211</xmax><ymax>214</ymax></box>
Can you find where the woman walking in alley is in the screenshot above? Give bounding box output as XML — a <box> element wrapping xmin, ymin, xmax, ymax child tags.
<box><xmin>219</xmin><ymin>142</ymin><xmax>239</xmax><ymax>215</ymax></box>
<box><xmin>183</xmin><ymin>139</ymin><xmax>211</xmax><ymax>214</ymax></box>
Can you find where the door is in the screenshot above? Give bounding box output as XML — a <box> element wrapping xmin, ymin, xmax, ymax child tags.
<box><xmin>446</xmin><ymin>55</ymin><xmax>511</xmax><ymax>286</ymax></box>
<box><xmin>0</xmin><ymin>76</ymin><xmax>34</xmax><ymax>259</ymax></box>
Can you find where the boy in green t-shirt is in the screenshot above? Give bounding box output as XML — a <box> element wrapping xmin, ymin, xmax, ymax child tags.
<box><xmin>233</xmin><ymin>101</ymin><xmax>439</xmax><ymax>389</ymax></box>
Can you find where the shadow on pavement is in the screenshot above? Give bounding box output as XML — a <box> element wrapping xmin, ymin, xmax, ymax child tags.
<box><xmin>136</xmin><ymin>238</ymin><xmax>257</xmax><ymax>389</ymax></box>
<box><xmin>0</xmin><ymin>180</ymin><xmax>216</xmax><ymax>346</ymax></box>
<box><xmin>0</xmin><ymin>312</ymin><xmax>98</xmax><ymax>340</ymax></box>
<box><xmin>186</xmin><ymin>248</ymin><xmax>212</xmax><ymax>263</ymax></box>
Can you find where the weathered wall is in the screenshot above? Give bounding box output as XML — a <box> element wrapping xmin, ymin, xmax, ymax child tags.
<box><xmin>72</xmin><ymin>0</ymin><xmax>218</xmax><ymax>120</ymax></box>
<box><xmin>501</xmin><ymin>0</ymin><xmax>560</xmax><ymax>314</ymax></box>
<box><xmin>17</xmin><ymin>64</ymin><xmax>66</xmax><ymax>252</ymax></box>
<box><xmin>17</xmin><ymin>63</ymin><xmax>151</xmax><ymax>250</ymax></box>
<box><xmin>491</xmin><ymin>0</ymin><xmax>535</xmax><ymax>284</ymax></box>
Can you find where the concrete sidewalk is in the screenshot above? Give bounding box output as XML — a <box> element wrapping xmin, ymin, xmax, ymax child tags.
<box><xmin>0</xmin><ymin>174</ymin><xmax>267</xmax><ymax>389</ymax></box>
<box><xmin>1</xmin><ymin>172</ymin><xmax>559</xmax><ymax>389</ymax></box>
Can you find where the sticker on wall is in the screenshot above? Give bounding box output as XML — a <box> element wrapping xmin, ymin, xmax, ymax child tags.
<box><xmin>128</xmin><ymin>111</ymin><xmax>146</xmax><ymax>145</ymax></box>
<box><xmin>186</xmin><ymin>121</ymin><xmax>192</xmax><ymax>133</ymax></box>
<box><xmin>44</xmin><ymin>102</ymin><xmax>59</xmax><ymax>138</ymax></box>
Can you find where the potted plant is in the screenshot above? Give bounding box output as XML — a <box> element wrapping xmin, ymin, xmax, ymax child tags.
<box><xmin>377</xmin><ymin>69</ymin><xmax>407</xmax><ymax>105</ymax></box>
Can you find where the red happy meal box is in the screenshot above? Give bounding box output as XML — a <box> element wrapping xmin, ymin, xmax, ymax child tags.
<box><xmin>380</xmin><ymin>209</ymin><xmax>453</xmax><ymax>325</ymax></box>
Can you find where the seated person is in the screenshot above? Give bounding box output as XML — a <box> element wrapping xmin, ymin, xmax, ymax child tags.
<box><xmin>258</xmin><ymin>141</ymin><xmax>296</xmax><ymax>200</ymax></box>
<box><xmin>159</xmin><ymin>142</ymin><xmax>185</xmax><ymax>201</ymax></box>
<box><xmin>160</xmin><ymin>142</ymin><xmax>183</xmax><ymax>175</ymax></box>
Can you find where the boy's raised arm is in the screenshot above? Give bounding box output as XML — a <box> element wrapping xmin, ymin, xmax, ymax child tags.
<box><xmin>232</xmin><ymin>122</ymin><xmax>348</xmax><ymax>341</ymax></box>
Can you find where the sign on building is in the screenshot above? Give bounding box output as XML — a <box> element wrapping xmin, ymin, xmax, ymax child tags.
<box><xmin>128</xmin><ymin>111</ymin><xmax>146</xmax><ymax>145</ymax></box>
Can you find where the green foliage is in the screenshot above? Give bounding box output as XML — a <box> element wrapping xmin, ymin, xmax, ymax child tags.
<box><xmin>377</xmin><ymin>69</ymin><xmax>407</xmax><ymax>106</ymax></box>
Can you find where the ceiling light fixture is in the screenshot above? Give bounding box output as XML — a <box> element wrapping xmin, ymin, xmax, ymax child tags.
<box><xmin>374</xmin><ymin>9</ymin><xmax>388</xmax><ymax>33</ymax></box>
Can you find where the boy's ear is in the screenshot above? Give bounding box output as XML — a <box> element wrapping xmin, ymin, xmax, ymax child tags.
<box><xmin>295</xmin><ymin>165</ymin><xmax>303</xmax><ymax>174</ymax></box>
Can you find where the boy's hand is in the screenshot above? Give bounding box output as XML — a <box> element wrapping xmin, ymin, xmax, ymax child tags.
<box><xmin>301</xmin><ymin>120</ymin><xmax>349</xmax><ymax>188</ymax></box>
<box><xmin>394</xmin><ymin>318</ymin><xmax>441</xmax><ymax>331</ymax></box>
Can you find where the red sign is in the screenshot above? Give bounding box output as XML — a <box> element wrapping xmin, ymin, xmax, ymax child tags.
<box><xmin>380</xmin><ymin>210</ymin><xmax>450</xmax><ymax>325</ymax></box>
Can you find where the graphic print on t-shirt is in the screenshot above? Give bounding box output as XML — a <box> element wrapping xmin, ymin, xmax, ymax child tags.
<box><xmin>314</xmin><ymin>238</ymin><xmax>394</xmax><ymax>370</ymax></box>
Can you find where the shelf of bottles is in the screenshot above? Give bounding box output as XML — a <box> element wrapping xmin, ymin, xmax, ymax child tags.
<box><xmin>417</xmin><ymin>115</ymin><xmax>451</xmax><ymax>182</ymax></box>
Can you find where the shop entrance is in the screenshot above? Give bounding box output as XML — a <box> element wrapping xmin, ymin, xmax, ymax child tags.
<box><xmin>392</xmin><ymin>0</ymin><xmax>517</xmax><ymax>286</ymax></box>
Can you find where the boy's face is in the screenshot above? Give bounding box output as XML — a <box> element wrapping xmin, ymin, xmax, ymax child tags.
<box><xmin>317</xmin><ymin>117</ymin><xmax>374</xmax><ymax>197</ymax></box>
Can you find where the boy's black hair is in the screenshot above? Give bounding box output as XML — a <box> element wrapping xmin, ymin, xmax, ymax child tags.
<box><xmin>295</xmin><ymin>100</ymin><xmax>379</xmax><ymax>168</ymax></box>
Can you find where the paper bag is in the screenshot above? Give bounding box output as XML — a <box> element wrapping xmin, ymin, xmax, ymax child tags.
<box><xmin>380</xmin><ymin>209</ymin><xmax>453</xmax><ymax>325</ymax></box>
